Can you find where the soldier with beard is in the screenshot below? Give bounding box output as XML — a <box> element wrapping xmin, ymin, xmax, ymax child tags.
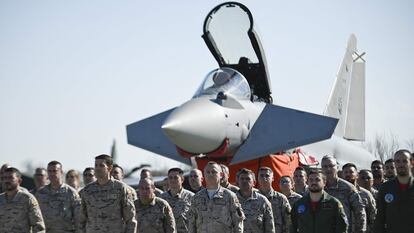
<box><xmin>290</xmin><ymin>169</ymin><xmax>348</xmax><ymax>233</ymax></box>
<box><xmin>0</xmin><ymin>167</ymin><xmax>45</xmax><ymax>233</ymax></box>
<box><xmin>374</xmin><ymin>149</ymin><xmax>414</xmax><ymax>233</ymax></box>
<box><xmin>383</xmin><ymin>159</ymin><xmax>397</xmax><ymax>180</ymax></box>
<box><xmin>371</xmin><ymin>160</ymin><xmax>385</xmax><ymax>190</ymax></box>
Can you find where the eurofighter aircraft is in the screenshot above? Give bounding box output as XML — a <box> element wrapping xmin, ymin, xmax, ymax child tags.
<box><xmin>126</xmin><ymin>2</ymin><xmax>340</xmax><ymax>166</ymax></box>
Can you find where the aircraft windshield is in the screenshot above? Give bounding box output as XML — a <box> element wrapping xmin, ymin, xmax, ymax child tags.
<box><xmin>193</xmin><ymin>68</ymin><xmax>251</xmax><ymax>100</ymax></box>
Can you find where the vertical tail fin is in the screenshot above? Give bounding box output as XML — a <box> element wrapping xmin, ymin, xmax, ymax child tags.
<box><xmin>324</xmin><ymin>34</ymin><xmax>366</xmax><ymax>141</ymax></box>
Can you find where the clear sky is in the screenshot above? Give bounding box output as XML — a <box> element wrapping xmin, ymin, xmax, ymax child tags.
<box><xmin>1</xmin><ymin>0</ymin><xmax>413</xmax><ymax>174</ymax></box>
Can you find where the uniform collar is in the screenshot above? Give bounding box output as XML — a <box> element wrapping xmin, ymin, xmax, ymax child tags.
<box><xmin>260</xmin><ymin>188</ymin><xmax>277</xmax><ymax>198</ymax></box>
<box><xmin>168</xmin><ymin>188</ymin><xmax>184</xmax><ymax>198</ymax></box>
<box><xmin>236</xmin><ymin>189</ymin><xmax>258</xmax><ymax>201</ymax></box>
<box><xmin>203</xmin><ymin>186</ymin><xmax>225</xmax><ymax>199</ymax></box>
<box><xmin>304</xmin><ymin>191</ymin><xmax>329</xmax><ymax>203</ymax></box>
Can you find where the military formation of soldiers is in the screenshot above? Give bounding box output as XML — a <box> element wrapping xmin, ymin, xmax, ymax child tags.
<box><xmin>0</xmin><ymin>149</ymin><xmax>414</xmax><ymax>233</ymax></box>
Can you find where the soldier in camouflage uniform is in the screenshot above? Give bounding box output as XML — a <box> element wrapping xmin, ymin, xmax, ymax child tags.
<box><xmin>279</xmin><ymin>176</ymin><xmax>302</xmax><ymax>207</ymax></box>
<box><xmin>35</xmin><ymin>161</ymin><xmax>81</xmax><ymax>233</ymax></box>
<box><xmin>82</xmin><ymin>167</ymin><xmax>96</xmax><ymax>186</ymax></box>
<box><xmin>188</xmin><ymin>169</ymin><xmax>204</xmax><ymax>193</ymax></box>
<box><xmin>160</xmin><ymin>168</ymin><xmax>193</xmax><ymax>233</ymax></box>
<box><xmin>79</xmin><ymin>154</ymin><xmax>137</xmax><ymax>233</ymax></box>
<box><xmin>371</xmin><ymin>160</ymin><xmax>385</xmax><ymax>190</ymax></box>
<box><xmin>140</xmin><ymin>169</ymin><xmax>164</xmax><ymax>196</ymax></box>
<box><xmin>258</xmin><ymin>167</ymin><xmax>291</xmax><ymax>233</ymax></box>
<box><xmin>136</xmin><ymin>178</ymin><xmax>176</xmax><ymax>233</ymax></box>
<box><xmin>343</xmin><ymin>163</ymin><xmax>377</xmax><ymax>233</ymax></box>
<box><xmin>220</xmin><ymin>164</ymin><xmax>239</xmax><ymax>193</ymax></box>
<box><xmin>0</xmin><ymin>167</ymin><xmax>45</xmax><ymax>233</ymax></box>
<box><xmin>321</xmin><ymin>156</ymin><xmax>366</xmax><ymax>233</ymax></box>
<box><xmin>30</xmin><ymin>167</ymin><xmax>48</xmax><ymax>195</ymax></box>
<box><xmin>112</xmin><ymin>164</ymin><xmax>138</xmax><ymax>201</ymax></box>
<box><xmin>188</xmin><ymin>161</ymin><xmax>245</xmax><ymax>233</ymax></box>
<box><xmin>357</xmin><ymin>169</ymin><xmax>378</xmax><ymax>199</ymax></box>
<box><xmin>236</xmin><ymin>168</ymin><xmax>274</xmax><ymax>233</ymax></box>
<box><xmin>293</xmin><ymin>167</ymin><xmax>308</xmax><ymax>196</ymax></box>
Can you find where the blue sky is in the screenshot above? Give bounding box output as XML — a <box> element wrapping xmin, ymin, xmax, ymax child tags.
<box><xmin>1</xmin><ymin>1</ymin><xmax>413</xmax><ymax>174</ymax></box>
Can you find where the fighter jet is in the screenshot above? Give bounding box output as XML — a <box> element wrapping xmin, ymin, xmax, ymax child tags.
<box><xmin>126</xmin><ymin>2</ymin><xmax>338</xmax><ymax>165</ymax></box>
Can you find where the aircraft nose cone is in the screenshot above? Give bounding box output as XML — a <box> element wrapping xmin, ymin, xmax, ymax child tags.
<box><xmin>162</xmin><ymin>97</ymin><xmax>227</xmax><ymax>154</ymax></box>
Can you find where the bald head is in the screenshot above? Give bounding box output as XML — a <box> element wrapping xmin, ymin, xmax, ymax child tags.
<box><xmin>189</xmin><ymin>169</ymin><xmax>203</xmax><ymax>191</ymax></box>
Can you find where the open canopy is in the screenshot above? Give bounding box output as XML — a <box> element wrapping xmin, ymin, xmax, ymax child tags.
<box><xmin>202</xmin><ymin>2</ymin><xmax>272</xmax><ymax>103</ymax></box>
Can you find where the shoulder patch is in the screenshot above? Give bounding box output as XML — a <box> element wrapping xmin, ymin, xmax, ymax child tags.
<box><xmin>31</xmin><ymin>197</ymin><xmax>39</xmax><ymax>206</ymax></box>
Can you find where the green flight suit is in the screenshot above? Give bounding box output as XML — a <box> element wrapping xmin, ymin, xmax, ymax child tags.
<box><xmin>373</xmin><ymin>176</ymin><xmax>414</xmax><ymax>233</ymax></box>
<box><xmin>290</xmin><ymin>191</ymin><xmax>348</xmax><ymax>233</ymax></box>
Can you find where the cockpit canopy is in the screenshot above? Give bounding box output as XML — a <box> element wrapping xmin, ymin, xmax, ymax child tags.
<box><xmin>202</xmin><ymin>2</ymin><xmax>272</xmax><ymax>103</ymax></box>
<box><xmin>193</xmin><ymin>67</ymin><xmax>251</xmax><ymax>100</ymax></box>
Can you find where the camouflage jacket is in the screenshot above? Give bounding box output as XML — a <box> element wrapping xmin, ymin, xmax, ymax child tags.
<box><xmin>79</xmin><ymin>178</ymin><xmax>137</xmax><ymax>233</ymax></box>
<box><xmin>325</xmin><ymin>178</ymin><xmax>366</xmax><ymax>233</ymax></box>
<box><xmin>36</xmin><ymin>183</ymin><xmax>81</xmax><ymax>233</ymax></box>
<box><xmin>236</xmin><ymin>190</ymin><xmax>275</xmax><ymax>233</ymax></box>
<box><xmin>160</xmin><ymin>188</ymin><xmax>194</xmax><ymax>233</ymax></box>
<box><xmin>260</xmin><ymin>188</ymin><xmax>291</xmax><ymax>233</ymax></box>
<box><xmin>0</xmin><ymin>189</ymin><xmax>45</xmax><ymax>233</ymax></box>
<box><xmin>135</xmin><ymin>197</ymin><xmax>176</xmax><ymax>233</ymax></box>
<box><xmin>188</xmin><ymin>186</ymin><xmax>245</xmax><ymax>233</ymax></box>
<box><xmin>223</xmin><ymin>182</ymin><xmax>240</xmax><ymax>193</ymax></box>
<box><xmin>356</xmin><ymin>185</ymin><xmax>376</xmax><ymax>233</ymax></box>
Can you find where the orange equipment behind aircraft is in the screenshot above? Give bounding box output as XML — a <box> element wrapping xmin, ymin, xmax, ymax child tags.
<box><xmin>194</xmin><ymin>151</ymin><xmax>313</xmax><ymax>192</ymax></box>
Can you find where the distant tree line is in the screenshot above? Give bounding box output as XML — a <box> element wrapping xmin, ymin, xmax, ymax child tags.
<box><xmin>364</xmin><ymin>131</ymin><xmax>414</xmax><ymax>162</ymax></box>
